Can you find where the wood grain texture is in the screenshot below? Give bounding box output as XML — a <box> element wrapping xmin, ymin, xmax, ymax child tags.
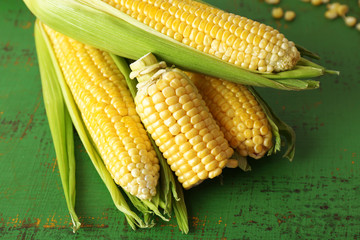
<box><xmin>0</xmin><ymin>0</ymin><xmax>359</xmax><ymax>239</ymax></box>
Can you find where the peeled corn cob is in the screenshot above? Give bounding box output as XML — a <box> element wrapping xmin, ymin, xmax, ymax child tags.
<box><xmin>130</xmin><ymin>53</ymin><xmax>234</xmax><ymax>189</ymax></box>
<box><xmin>188</xmin><ymin>73</ymin><xmax>272</xmax><ymax>159</ymax></box>
<box><xmin>44</xmin><ymin>25</ymin><xmax>160</xmax><ymax>200</ymax></box>
<box><xmin>103</xmin><ymin>0</ymin><xmax>299</xmax><ymax>73</ymax></box>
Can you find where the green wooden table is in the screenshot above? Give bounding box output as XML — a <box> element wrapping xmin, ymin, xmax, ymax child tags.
<box><xmin>1</xmin><ymin>0</ymin><xmax>359</xmax><ymax>239</ymax></box>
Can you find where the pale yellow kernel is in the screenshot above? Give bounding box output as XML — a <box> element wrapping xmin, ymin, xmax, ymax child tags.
<box><xmin>284</xmin><ymin>11</ymin><xmax>296</xmax><ymax>22</ymax></box>
<box><xmin>162</xmin><ymin>86</ymin><xmax>176</xmax><ymax>97</ymax></box>
<box><xmin>187</xmin><ymin>108</ymin><xmax>198</xmax><ymax>117</ymax></box>
<box><xmin>226</xmin><ymin>159</ymin><xmax>239</xmax><ymax>168</ymax></box>
<box><xmin>187</xmin><ymin>157</ymin><xmax>200</xmax><ymax>168</ymax></box>
<box><xmin>272</xmin><ymin>7</ymin><xmax>284</xmax><ymax>19</ymax></box>
<box><xmin>218</xmin><ymin>159</ymin><xmax>228</xmax><ymax>168</ymax></box>
<box><xmin>344</xmin><ymin>16</ymin><xmax>357</xmax><ymax>27</ymax></box>
<box><xmin>197</xmin><ymin>148</ymin><xmax>209</xmax><ymax>159</ymax></box>
<box><xmin>311</xmin><ymin>0</ymin><xmax>322</xmax><ymax>6</ymax></box>
<box><xmin>201</xmin><ymin>154</ymin><xmax>215</xmax><ymax>165</ymax></box>
<box><xmin>182</xmin><ymin>101</ymin><xmax>195</xmax><ymax>112</ymax></box>
<box><xmin>337</xmin><ymin>4</ymin><xmax>349</xmax><ymax>17</ymax></box>
<box><xmin>169</xmin><ymin>103</ymin><xmax>181</xmax><ymax>113</ymax></box>
<box><xmin>154</xmin><ymin>102</ymin><xmax>167</xmax><ymax>112</ymax></box>
<box><xmin>254</xmin><ymin>144</ymin><xmax>263</xmax><ymax>154</ymax></box>
<box><xmin>181</xmin><ymin>123</ymin><xmax>193</xmax><ymax>133</ymax></box>
<box><xmin>356</xmin><ymin>23</ymin><xmax>360</xmax><ymax>31</ymax></box>
<box><xmin>188</xmin><ymin>175</ymin><xmax>200</xmax><ymax>186</ymax></box>
<box><xmin>169</xmin><ymin>124</ymin><xmax>181</xmax><ymax>135</ymax></box>
<box><xmin>193</xmin><ymin>142</ymin><xmax>206</xmax><ymax>152</ymax></box>
<box><xmin>165</xmin><ymin>96</ymin><xmax>179</xmax><ymax>105</ymax></box>
<box><xmin>147</xmin><ymin>84</ymin><xmax>159</xmax><ymax>96</ymax></box>
<box><xmin>264</xmin><ymin>137</ymin><xmax>272</xmax><ymax>148</ymax></box>
<box><xmin>253</xmin><ymin>135</ymin><xmax>264</xmax><ymax>145</ymax></box>
<box><xmin>244</xmin><ymin>129</ymin><xmax>253</xmax><ymax>139</ymax></box>
<box><xmin>152</xmin><ymin>92</ymin><xmax>165</xmax><ymax>104</ymax></box>
<box><xmin>183</xmin><ymin>25</ymin><xmax>191</xmax><ymax>38</ymax></box>
<box><xmin>197</xmin><ymin>170</ymin><xmax>208</xmax><ymax>180</ymax></box>
<box><xmin>260</xmin><ymin>125</ymin><xmax>269</xmax><ymax>135</ymax></box>
<box><xmin>189</xmin><ymin>135</ymin><xmax>202</xmax><ymax>146</ymax></box>
<box><xmin>175</xmin><ymin>134</ymin><xmax>187</xmax><ymax>145</ymax></box>
<box><xmin>184</xmin><ymin>149</ymin><xmax>197</xmax><ymax>161</ymax></box>
<box><xmin>174</xmin><ymin>109</ymin><xmax>186</xmax><ymax>120</ymax></box>
<box><xmin>179</xmin><ymin>142</ymin><xmax>192</xmax><ymax>153</ymax></box>
<box><xmin>205</xmin><ymin>161</ymin><xmax>218</xmax><ymax>171</ymax></box>
<box><xmin>327</xmin><ymin>2</ymin><xmax>340</xmax><ymax>11</ymax></box>
<box><xmin>208</xmin><ymin>168</ymin><xmax>222</xmax><ymax>179</ymax></box>
<box><xmin>162</xmin><ymin>71</ymin><xmax>175</xmax><ymax>81</ymax></box>
<box><xmin>265</xmin><ymin>0</ymin><xmax>280</xmax><ymax>4</ymax></box>
<box><xmin>245</xmin><ymin>139</ymin><xmax>255</xmax><ymax>147</ymax></box>
<box><xmin>169</xmin><ymin>77</ymin><xmax>182</xmax><ymax>89</ymax></box>
<box><xmin>324</xmin><ymin>10</ymin><xmax>338</xmax><ymax>20</ymax></box>
<box><xmin>203</xmin><ymin>133</ymin><xmax>213</xmax><ymax>143</ymax></box>
<box><xmin>159</xmin><ymin>110</ymin><xmax>171</xmax><ymax>120</ymax></box>
<box><xmin>185</xmin><ymin>128</ymin><xmax>199</xmax><ymax>139</ymax></box>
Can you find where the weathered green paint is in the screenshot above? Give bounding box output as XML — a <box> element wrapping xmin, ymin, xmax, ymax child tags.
<box><xmin>0</xmin><ymin>0</ymin><xmax>359</xmax><ymax>239</ymax></box>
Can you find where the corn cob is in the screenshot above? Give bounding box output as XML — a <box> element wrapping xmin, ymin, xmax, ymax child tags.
<box><xmin>44</xmin><ymin>26</ymin><xmax>160</xmax><ymax>200</ymax></box>
<box><xmin>188</xmin><ymin>73</ymin><xmax>272</xmax><ymax>159</ymax></box>
<box><xmin>25</xmin><ymin>0</ymin><xmax>332</xmax><ymax>90</ymax></box>
<box><xmin>103</xmin><ymin>0</ymin><xmax>299</xmax><ymax>73</ymax></box>
<box><xmin>130</xmin><ymin>53</ymin><xmax>234</xmax><ymax>189</ymax></box>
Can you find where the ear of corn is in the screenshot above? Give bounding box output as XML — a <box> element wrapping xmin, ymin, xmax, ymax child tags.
<box><xmin>43</xmin><ymin>24</ymin><xmax>160</xmax><ymax>201</ymax></box>
<box><xmin>188</xmin><ymin>73</ymin><xmax>273</xmax><ymax>159</ymax></box>
<box><xmin>35</xmin><ymin>20</ymin><xmax>169</xmax><ymax>229</ymax></box>
<box><xmin>129</xmin><ymin>53</ymin><xmax>234</xmax><ymax>189</ymax></box>
<box><xmin>24</xmin><ymin>0</ymin><xmax>337</xmax><ymax>91</ymax></box>
<box><xmin>35</xmin><ymin>21</ymin><xmax>81</xmax><ymax>233</ymax></box>
<box><xmin>110</xmin><ymin>53</ymin><xmax>189</xmax><ymax>233</ymax></box>
<box><xmin>187</xmin><ymin>72</ymin><xmax>295</xmax><ymax>161</ymax></box>
<box><xmin>248</xmin><ymin>87</ymin><xmax>296</xmax><ymax>161</ymax></box>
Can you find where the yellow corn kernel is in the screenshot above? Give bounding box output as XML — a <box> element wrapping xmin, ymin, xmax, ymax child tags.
<box><xmin>336</xmin><ymin>4</ymin><xmax>349</xmax><ymax>17</ymax></box>
<box><xmin>324</xmin><ymin>10</ymin><xmax>338</xmax><ymax>20</ymax></box>
<box><xmin>356</xmin><ymin>23</ymin><xmax>360</xmax><ymax>31</ymax></box>
<box><xmin>188</xmin><ymin>72</ymin><xmax>272</xmax><ymax>159</ymax></box>
<box><xmin>265</xmin><ymin>0</ymin><xmax>280</xmax><ymax>4</ymax></box>
<box><xmin>344</xmin><ymin>16</ymin><xmax>357</xmax><ymax>27</ymax></box>
<box><xmin>101</xmin><ymin>0</ymin><xmax>300</xmax><ymax>73</ymax></box>
<box><xmin>44</xmin><ymin>25</ymin><xmax>159</xmax><ymax>200</ymax></box>
<box><xmin>284</xmin><ymin>11</ymin><xmax>296</xmax><ymax>22</ymax></box>
<box><xmin>130</xmin><ymin>53</ymin><xmax>233</xmax><ymax>189</ymax></box>
<box><xmin>272</xmin><ymin>7</ymin><xmax>284</xmax><ymax>19</ymax></box>
<box><xmin>311</xmin><ymin>0</ymin><xmax>323</xmax><ymax>6</ymax></box>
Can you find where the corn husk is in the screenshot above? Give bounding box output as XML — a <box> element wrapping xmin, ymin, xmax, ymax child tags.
<box><xmin>24</xmin><ymin>0</ymin><xmax>337</xmax><ymax>91</ymax></box>
<box><xmin>35</xmin><ymin>20</ymin><xmax>81</xmax><ymax>233</ymax></box>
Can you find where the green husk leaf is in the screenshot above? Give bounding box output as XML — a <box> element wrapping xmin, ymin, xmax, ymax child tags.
<box><xmin>296</xmin><ymin>44</ymin><xmax>320</xmax><ymax>60</ymax></box>
<box><xmin>35</xmin><ymin>20</ymin><xmax>148</xmax><ymax>230</ymax></box>
<box><xmin>172</xmin><ymin>181</ymin><xmax>189</xmax><ymax>234</ymax></box>
<box><xmin>24</xmin><ymin>0</ymin><xmax>321</xmax><ymax>90</ymax></box>
<box><xmin>261</xmin><ymin>66</ymin><xmax>324</xmax><ymax>79</ymax></box>
<box><xmin>298</xmin><ymin>58</ymin><xmax>340</xmax><ymax>75</ymax></box>
<box><xmin>35</xmin><ymin>20</ymin><xmax>81</xmax><ymax>233</ymax></box>
<box><xmin>248</xmin><ymin>87</ymin><xmax>296</xmax><ymax>161</ymax></box>
<box><xmin>111</xmin><ymin>54</ymin><xmax>189</xmax><ymax>233</ymax></box>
